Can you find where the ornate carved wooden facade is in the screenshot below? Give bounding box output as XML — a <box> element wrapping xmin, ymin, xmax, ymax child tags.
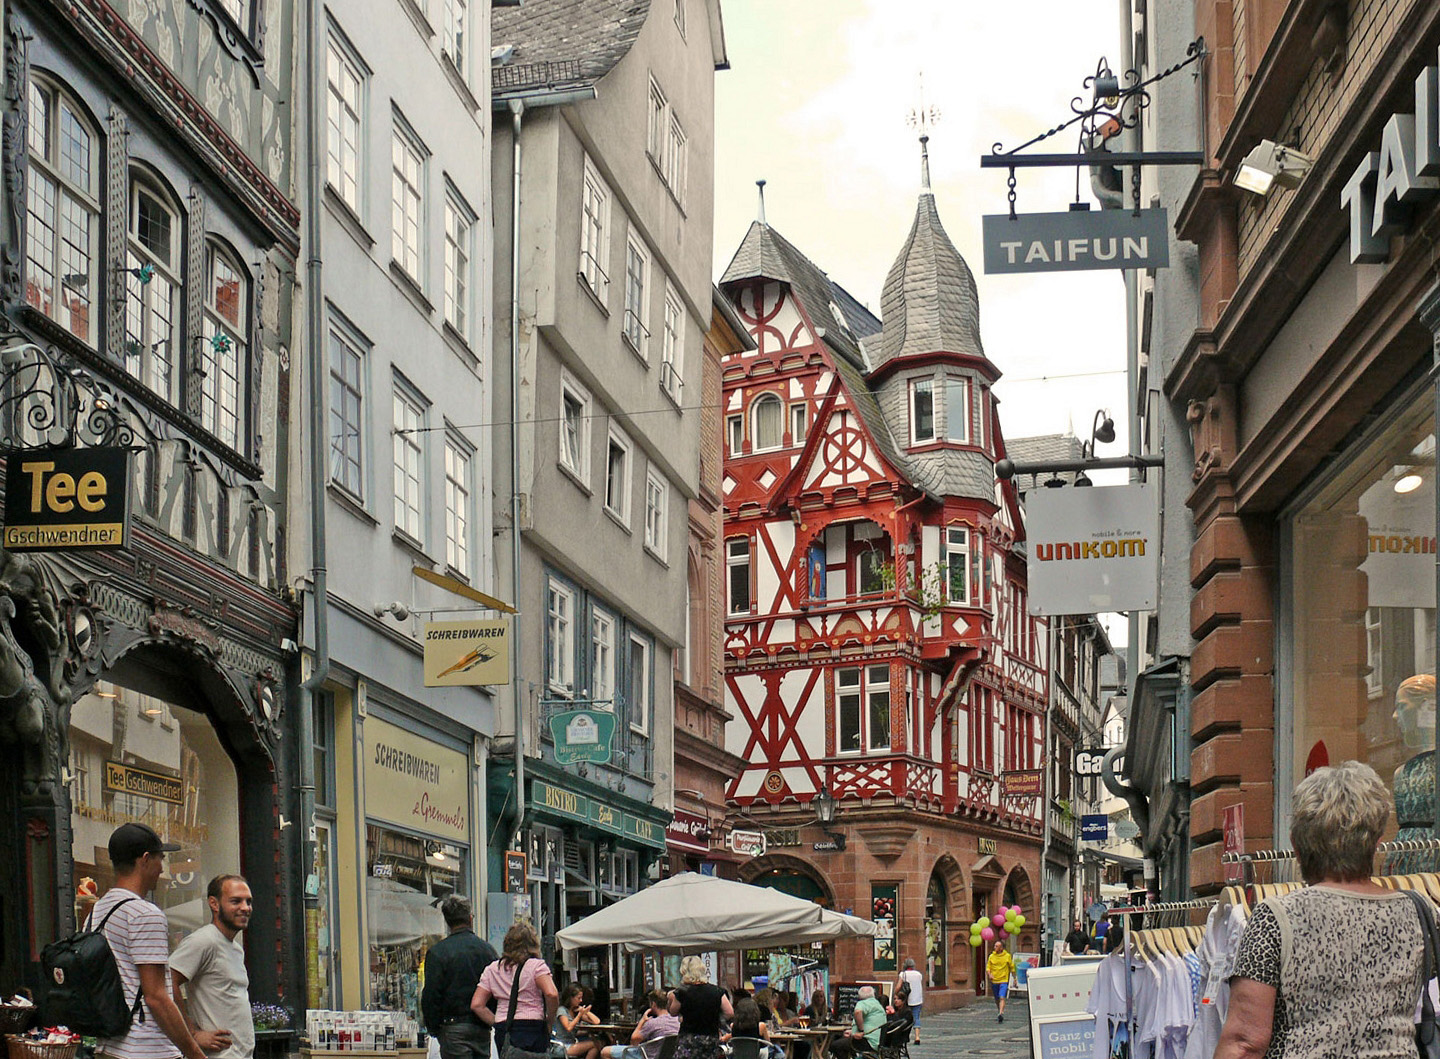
<box><xmin>717</xmin><ymin>173</ymin><xmax>1048</xmax><ymax>997</ymax></box>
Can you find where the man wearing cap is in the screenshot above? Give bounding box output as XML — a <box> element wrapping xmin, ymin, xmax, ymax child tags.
<box><xmin>93</xmin><ymin>823</ymin><xmax>208</xmax><ymax>1059</ymax></box>
<box><xmin>170</xmin><ymin>875</ymin><xmax>255</xmax><ymax>1059</ymax></box>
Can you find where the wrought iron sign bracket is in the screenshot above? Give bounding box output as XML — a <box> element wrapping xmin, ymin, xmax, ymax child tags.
<box><xmin>0</xmin><ymin>334</ymin><xmax>138</xmax><ymax>453</ymax></box>
<box><xmin>982</xmin><ymin>39</ymin><xmax>1209</xmax><ymax>217</ymax></box>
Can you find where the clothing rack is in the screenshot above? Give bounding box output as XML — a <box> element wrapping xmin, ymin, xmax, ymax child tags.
<box><xmin>1099</xmin><ymin>897</ymin><xmax>1217</xmax><ymax>1055</ymax></box>
<box><xmin>1220</xmin><ymin>836</ymin><xmax>1440</xmax><ymax>884</ymax></box>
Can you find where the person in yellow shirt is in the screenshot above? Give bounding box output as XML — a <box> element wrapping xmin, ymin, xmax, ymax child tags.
<box><xmin>986</xmin><ymin>941</ymin><xmax>1016</xmax><ymax>1023</ymax></box>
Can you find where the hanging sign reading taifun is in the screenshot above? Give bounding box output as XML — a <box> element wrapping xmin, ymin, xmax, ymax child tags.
<box><xmin>982</xmin><ymin>209</ymin><xmax>1170</xmax><ymax>274</ymax></box>
<box><xmin>1024</xmin><ymin>483</ymin><xmax>1159</xmax><ymax>615</ymax></box>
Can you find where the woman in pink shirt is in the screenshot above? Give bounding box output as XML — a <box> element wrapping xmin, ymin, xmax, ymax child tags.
<box><xmin>472</xmin><ymin>922</ymin><xmax>559</xmax><ymax>1055</ymax></box>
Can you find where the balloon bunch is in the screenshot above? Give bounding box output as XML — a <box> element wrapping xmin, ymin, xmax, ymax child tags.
<box><xmin>967</xmin><ymin>906</ymin><xmax>1026</xmax><ymax>947</ymax></box>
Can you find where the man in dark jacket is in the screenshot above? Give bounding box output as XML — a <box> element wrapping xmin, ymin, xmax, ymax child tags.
<box><xmin>1065</xmin><ymin>920</ymin><xmax>1090</xmax><ymax>955</ymax></box>
<box><xmin>422</xmin><ymin>896</ymin><xmax>499</xmax><ymax>1059</ymax></box>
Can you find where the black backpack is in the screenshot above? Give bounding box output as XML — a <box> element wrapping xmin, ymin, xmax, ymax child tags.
<box><xmin>41</xmin><ymin>898</ymin><xmax>146</xmax><ymax>1037</ymax></box>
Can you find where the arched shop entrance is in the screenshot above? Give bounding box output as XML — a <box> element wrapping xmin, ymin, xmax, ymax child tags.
<box><xmin>926</xmin><ymin>872</ymin><xmax>947</xmax><ymax>990</ymax></box>
<box><xmin>742</xmin><ymin>857</ymin><xmax>834</xmax><ymax>998</ymax></box>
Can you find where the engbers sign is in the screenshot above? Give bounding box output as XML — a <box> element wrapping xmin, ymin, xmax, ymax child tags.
<box><xmin>1024</xmin><ymin>483</ymin><xmax>1160</xmax><ymax>615</ymax></box>
<box><xmin>3</xmin><ymin>447</ymin><xmax>132</xmax><ymax>551</ymax></box>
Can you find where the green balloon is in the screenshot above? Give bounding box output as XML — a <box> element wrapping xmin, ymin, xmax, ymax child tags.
<box><xmin>969</xmin><ymin>935</ymin><xmax>983</xmax><ymax>947</ymax></box>
<box><xmin>970</xmin><ymin>923</ymin><xmax>983</xmax><ymax>935</ymax></box>
<box><xmin>1016</xmin><ymin>915</ymin><xmax>1027</xmax><ymax>927</ymax></box>
<box><xmin>1004</xmin><ymin>910</ymin><xmax>1017</xmax><ymax>922</ymax></box>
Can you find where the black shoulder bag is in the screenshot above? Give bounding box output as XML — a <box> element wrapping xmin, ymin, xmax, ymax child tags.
<box><xmin>498</xmin><ymin>961</ymin><xmax>551</xmax><ymax>1059</ymax></box>
<box><xmin>1404</xmin><ymin>890</ymin><xmax>1440</xmax><ymax>1059</ymax></box>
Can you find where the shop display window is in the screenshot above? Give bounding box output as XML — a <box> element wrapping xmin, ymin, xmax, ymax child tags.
<box><xmin>1287</xmin><ymin>389</ymin><xmax>1437</xmax><ymax>856</ymax></box>
<box><xmin>68</xmin><ymin>680</ymin><xmax>241</xmax><ymax>940</ymax></box>
<box><xmin>365</xmin><ymin>823</ymin><xmax>466</xmax><ymax>1026</ymax></box>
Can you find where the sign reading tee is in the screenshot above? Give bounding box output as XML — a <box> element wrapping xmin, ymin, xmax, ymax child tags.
<box><xmin>3</xmin><ymin>447</ymin><xmax>132</xmax><ymax>551</ymax></box>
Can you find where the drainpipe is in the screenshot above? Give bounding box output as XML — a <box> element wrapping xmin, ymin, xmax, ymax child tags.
<box><xmin>1040</xmin><ymin>619</ymin><xmax>1056</xmax><ymax>953</ymax></box>
<box><xmin>508</xmin><ymin>99</ymin><xmax>527</xmax><ymax>847</ymax></box>
<box><xmin>297</xmin><ymin>0</ymin><xmax>329</xmax><ymax>993</ymax></box>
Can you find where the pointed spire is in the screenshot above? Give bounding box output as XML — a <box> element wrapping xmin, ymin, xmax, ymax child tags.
<box><xmin>756</xmin><ymin>179</ymin><xmax>767</xmax><ymax>226</ymax></box>
<box><xmin>920</xmin><ymin>135</ymin><xmax>932</xmax><ymax>196</ymax></box>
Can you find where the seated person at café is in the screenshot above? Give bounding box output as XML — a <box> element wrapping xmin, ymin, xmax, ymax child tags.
<box><xmin>802</xmin><ymin>990</ymin><xmax>828</xmax><ymax>1026</ymax></box>
<box><xmin>849</xmin><ymin>987</ymin><xmax>886</xmax><ymax>1053</ymax></box>
<box><xmin>728</xmin><ymin>996</ymin><xmax>784</xmax><ymax>1059</ymax></box>
<box><xmin>554</xmin><ymin>985</ymin><xmax>601</xmax><ymax>1059</ymax></box>
<box><xmin>601</xmin><ymin>991</ymin><xmax>679</xmax><ymax>1059</ymax></box>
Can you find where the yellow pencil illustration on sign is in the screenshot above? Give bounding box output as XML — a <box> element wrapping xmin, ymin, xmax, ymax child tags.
<box><xmin>423</xmin><ymin>620</ymin><xmax>510</xmax><ymax>686</ymax></box>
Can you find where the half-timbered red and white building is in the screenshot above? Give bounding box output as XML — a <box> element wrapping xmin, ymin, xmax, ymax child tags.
<box><xmin>718</xmin><ymin>152</ymin><xmax>1048</xmax><ymax>1007</ymax></box>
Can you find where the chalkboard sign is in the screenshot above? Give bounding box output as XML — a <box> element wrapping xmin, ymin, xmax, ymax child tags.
<box><xmin>1033</xmin><ymin>1014</ymin><xmax>1095</xmax><ymax>1059</ymax></box>
<box><xmin>832</xmin><ymin>981</ymin><xmax>885</xmax><ymax>1020</ymax></box>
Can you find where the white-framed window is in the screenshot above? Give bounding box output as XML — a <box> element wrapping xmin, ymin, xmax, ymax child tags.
<box><xmin>392</xmin><ymin>382</ymin><xmax>426</xmax><ymax>542</ymax></box>
<box><xmin>644</xmin><ymin>469</ymin><xmax>667</xmax><ymax>560</ymax></box>
<box><xmin>25</xmin><ymin>77</ymin><xmax>99</xmax><ymax>346</ymax></box>
<box><xmin>580</xmin><ymin>156</ymin><xmax>611</xmax><ymax>298</ymax></box>
<box><xmin>661</xmin><ymin>282</ymin><xmax>684</xmax><ymax>401</ymax></box>
<box><xmin>328</xmin><ymin>319</ymin><xmax>366</xmax><ymax>498</ymax></box>
<box><xmin>217</xmin><ymin>0</ymin><xmax>255</xmax><ymax>34</ymax></box>
<box><xmin>627</xmin><ymin>633</ymin><xmax>651</xmax><ymax>734</ymax></box>
<box><xmin>442</xmin><ymin>0</ymin><xmax>468</xmax><ymax>76</ymax></box>
<box><xmin>673</xmin><ymin>0</ymin><xmax>686</xmax><ymax>37</ymax></box>
<box><xmin>790</xmin><ymin>404</ymin><xmax>807</xmax><ymax>447</ymax></box>
<box><xmin>623</xmin><ymin>234</ymin><xmax>650</xmax><ymax>356</ymax></box>
<box><xmin>443</xmin><ymin>433</ymin><xmax>472</xmax><ymax>578</ymax></box>
<box><xmin>391</xmin><ymin>117</ymin><xmax>426</xmax><ymax>281</ymax></box>
<box><xmin>325</xmin><ymin>32</ymin><xmax>365</xmax><ymax>212</ymax></box>
<box><xmin>200</xmin><ymin>243</ymin><xmax>248</xmax><ymax>452</ymax></box>
<box><xmin>945</xmin><ymin>375</ymin><xmax>970</xmax><ymax>443</ymax></box>
<box><xmin>910</xmin><ymin>377</ymin><xmax>935</xmax><ymax>444</ymax></box>
<box><xmin>727</xmin><ymin>537</ymin><xmax>751</xmax><ymax>615</ymax></box>
<box><xmin>726</xmin><ymin>415</ymin><xmax>743</xmax><ymax>454</ymax></box>
<box><xmin>837</xmin><ymin>664</ymin><xmax>891</xmax><ymax>754</ymax></box>
<box><xmin>856</xmin><ymin>546</ymin><xmax>887</xmax><ymax>596</ymax></box>
<box><xmin>978</xmin><ymin>385</ymin><xmax>991</xmax><ymax>451</ymax></box>
<box><xmin>605</xmin><ymin>429</ymin><xmax>631</xmax><ymax>523</ymax></box>
<box><xmin>945</xmin><ymin>526</ymin><xmax>970</xmax><ymax>604</ymax></box>
<box><xmin>591</xmin><ymin>609</ymin><xmax>615</xmax><ymax>704</ymax></box>
<box><xmin>547</xmin><ymin>579</ymin><xmax>574</xmax><ymax>693</ymax></box>
<box><xmin>752</xmin><ymin>393</ymin><xmax>783</xmax><ymax>451</ymax></box>
<box><xmin>443</xmin><ymin>188</ymin><xmax>475</xmax><ymax>340</ymax></box>
<box><xmin>124</xmin><ymin>175</ymin><xmax>182</xmax><ymax>405</ymax></box>
<box><xmin>647</xmin><ymin>78</ymin><xmax>667</xmax><ymax>163</ymax></box>
<box><xmin>559</xmin><ymin>373</ymin><xmax>592</xmax><ymax>482</ymax></box>
<box><xmin>666</xmin><ymin>114</ymin><xmax>688</xmax><ymax>201</ymax></box>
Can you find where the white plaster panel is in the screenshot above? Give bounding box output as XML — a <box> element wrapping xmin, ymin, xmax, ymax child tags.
<box><xmin>726</xmin><ymin>674</ymin><xmax>766</xmax><ymax>756</ymax></box>
<box><xmin>771</xmin><ymin>618</ymin><xmax>795</xmax><ymax>641</ymax></box>
<box><xmin>789</xmin><ymin>378</ymin><xmax>805</xmax><ymax>399</ymax></box>
<box><xmin>769</xmin><ymin>299</ymin><xmax>807</xmax><ymax>349</ymax></box>
<box><xmin>734</xmin><ymin>771</ymin><xmax>763</xmax><ymax>799</ymax></box>
<box><xmin>797</xmin><ymin>678</ymin><xmax>825</xmax><ymax>747</ymax></box>
<box><xmin>921</xmin><ymin>524</ymin><xmax>940</xmax><ymax>571</ymax></box>
<box><xmin>817</xmin><ymin>371</ymin><xmax>834</xmax><ymax>391</ymax></box>
<box><xmin>728</xmin><ymin>390</ymin><xmax>742</xmax><ymax>411</ymax></box>
<box><xmin>781</xmin><ymin>767</ymin><xmax>816</xmax><ymax>795</ymax></box>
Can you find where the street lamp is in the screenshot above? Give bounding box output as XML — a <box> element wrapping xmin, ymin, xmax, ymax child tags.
<box><xmin>1234</xmin><ymin>140</ymin><xmax>1314</xmax><ymax>197</ymax></box>
<box><xmin>812</xmin><ymin>787</ymin><xmax>846</xmax><ymax>851</ymax></box>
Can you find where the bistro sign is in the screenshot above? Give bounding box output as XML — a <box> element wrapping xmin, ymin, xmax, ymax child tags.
<box><xmin>982</xmin><ymin>209</ymin><xmax>1170</xmax><ymax>274</ymax></box>
<box><xmin>529</xmin><ymin>779</ymin><xmax>666</xmax><ymax>850</ymax></box>
<box><xmin>3</xmin><ymin>447</ymin><xmax>131</xmax><ymax>551</ymax></box>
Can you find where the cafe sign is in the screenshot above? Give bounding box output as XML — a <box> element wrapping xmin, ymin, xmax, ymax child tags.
<box><xmin>364</xmin><ymin>716</ymin><xmax>469</xmax><ymax>843</ymax></box>
<box><xmin>729</xmin><ymin>829</ymin><xmax>767</xmax><ymax>858</ymax></box>
<box><xmin>666</xmin><ymin>809</ymin><xmax>711</xmax><ymax>854</ymax></box>
<box><xmin>549</xmin><ymin>709</ymin><xmax>617</xmax><ymax>765</ymax></box>
<box><xmin>3</xmin><ymin>447</ymin><xmax>131</xmax><ymax>551</ymax></box>
<box><xmin>982</xmin><ymin>209</ymin><xmax>1170</xmax><ymax>274</ymax></box>
<box><xmin>423</xmin><ymin>620</ymin><xmax>510</xmax><ymax>686</ymax></box>
<box><xmin>529</xmin><ymin>779</ymin><xmax>666</xmax><ymax>850</ymax></box>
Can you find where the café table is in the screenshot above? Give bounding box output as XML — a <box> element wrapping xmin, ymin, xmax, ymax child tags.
<box><xmin>583</xmin><ymin>1024</ymin><xmax>639</xmax><ymax>1047</ymax></box>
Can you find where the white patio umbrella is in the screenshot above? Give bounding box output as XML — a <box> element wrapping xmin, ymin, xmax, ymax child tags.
<box><xmin>556</xmin><ymin>872</ymin><xmax>876</xmax><ymax>954</ymax></box>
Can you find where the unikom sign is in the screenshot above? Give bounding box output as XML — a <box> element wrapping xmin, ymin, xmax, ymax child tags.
<box><xmin>1024</xmin><ymin>483</ymin><xmax>1160</xmax><ymax>615</ymax></box>
<box><xmin>364</xmin><ymin>715</ymin><xmax>469</xmax><ymax>843</ymax></box>
<box><xmin>1341</xmin><ymin>48</ymin><xmax>1440</xmax><ymax>263</ymax></box>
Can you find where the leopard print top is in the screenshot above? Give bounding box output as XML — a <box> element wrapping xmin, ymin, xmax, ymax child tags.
<box><xmin>1231</xmin><ymin>885</ymin><xmax>1430</xmax><ymax>1059</ymax></box>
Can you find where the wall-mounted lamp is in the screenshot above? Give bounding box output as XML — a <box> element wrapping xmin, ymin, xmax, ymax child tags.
<box><xmin>813</xmin><ymin>786</ymin><xmax>846</xmax><ymax>850</ymax></box>
<box><xmin>1234</xmin><ymin>140</ymin><xmax>1314</xmax><ymax>197</ymax></box>
<box><xmin>1396</xmin><ymin>472</ymin><xmax>1425</xmax><ymax>495</ymax></box>
<box><xmin>373</xmin><ymin>601</ymin><xmax>411</xmax><ymax>621</ymax></box>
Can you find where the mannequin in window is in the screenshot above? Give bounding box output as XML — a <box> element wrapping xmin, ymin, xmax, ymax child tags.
<box><xmin>1387</xmin><ymin>673</ymin><xmax>1436</xmax><ymax>874</ymax></box>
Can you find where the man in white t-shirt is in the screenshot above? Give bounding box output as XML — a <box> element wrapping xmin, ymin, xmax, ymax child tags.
<box><xmin>170</xmin><ymin>875</ymin><xmax>255</xmax><ymax>1059</ymax></box>
<box><xmin>895</xmin><ymin>958</ymin><xmax>924</xmax><ymax>1044</ymax></box>
<box><xmin>93</xmin><ymin>823</ymin><xmax>208</xmax><ymax>1059</ymax></box>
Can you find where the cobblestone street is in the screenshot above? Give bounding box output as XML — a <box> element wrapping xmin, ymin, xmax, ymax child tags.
<box><xmin>909</xmin><ymin>995</ymin><xmax>1033</xmax><ymax>1058</ymax></box>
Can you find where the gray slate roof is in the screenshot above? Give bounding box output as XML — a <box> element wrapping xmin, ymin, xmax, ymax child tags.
<box><xmin>1008</xmin><ymin>433</ymin><xmax>1086</xmax><ymax>485</ymax></box>
<box><xmin>876</xmin><ymin>191</ymin><xmax>984</xmax><ymax>368</ymax></box>
<box><xmin>492</xmin><ymin>0</ymin><xmax>651</xmax><ymax>98</ymax></box>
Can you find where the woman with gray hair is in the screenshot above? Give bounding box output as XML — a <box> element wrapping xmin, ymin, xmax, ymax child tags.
<box><xmin>1215</xmin><ymin>761</ymin><xmax>1435</xmax><ymax>1059</ymax></box>
<box><xmin>667</xmin><ymin>956</ymin><xmax>731</xmax><ymax>1059</ymax></box>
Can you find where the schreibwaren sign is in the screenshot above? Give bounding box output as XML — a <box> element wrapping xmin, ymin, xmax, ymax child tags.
<box><xmin>982</xmin><ymin>209</ymin><xmax>1170</xmax><ymax>274</ymax></box>
<box><xmin>3</xmin><ymin>447</ymin><xmax>132</xmax><ymax>551</ymax></box>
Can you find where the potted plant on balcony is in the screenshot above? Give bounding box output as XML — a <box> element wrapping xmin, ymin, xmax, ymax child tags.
<box><xmin>251</xmin><ymin>1003</ymin><xmax>293</xmax><ymax>1059</ymax></box>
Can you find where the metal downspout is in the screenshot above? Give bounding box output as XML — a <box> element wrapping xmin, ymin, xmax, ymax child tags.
<box><xmin>509</xmin><ymin>99</ymin><xmax>526</xmax><ymax>845</ymax></box>
<box><xmin>297</xmin><ymin>0</ymin><xmax>329</xmax><ymax>999</ymax></box>
<box><xmin>1041</xmin><ymin>619</ymin><xmax>1056</xmax><ymax>945</ymax></box>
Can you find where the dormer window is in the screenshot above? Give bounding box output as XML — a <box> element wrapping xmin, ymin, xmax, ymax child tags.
<box><xmin>752</xmin><ymin>393</ymin><xmax>783</xmax><ymax>451</ymax></box>
<box><xmin>910</xmin><ymin>379</ymin><xmax>935</xmax><ymax>444</ymax></box>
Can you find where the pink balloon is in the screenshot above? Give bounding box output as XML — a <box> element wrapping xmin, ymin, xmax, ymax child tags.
<box><xmin>992</xmin><ymin>913</ymin><xmax>1006</xmax><ymax>927</ymax></box>
<box><xmin>981</xmin><ymin>927</ymin><xmax>995</xmax><ymax>941</ymax></box>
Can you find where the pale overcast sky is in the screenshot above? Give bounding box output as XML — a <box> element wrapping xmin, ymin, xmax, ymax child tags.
<box><xmin>712</xmin><ymin>0</ymin><xmax>1130</xmax><ymax>447</ymax></box>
